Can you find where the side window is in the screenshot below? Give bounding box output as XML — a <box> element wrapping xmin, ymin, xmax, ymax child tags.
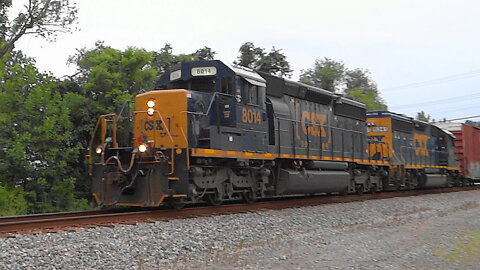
<box><xmin>248</xmin><ymin>85</ymin><xmax>258</xmax><ymax>105</ymax></box>
<box><xmin>221</xmin><ymin>77</ymin><xmax>233</xmax><ymax>94</ymax></box>
<box><xmin>236</xmin><ymin>78</ymin><xmax>264</xmax><ymax>106</ymax></box>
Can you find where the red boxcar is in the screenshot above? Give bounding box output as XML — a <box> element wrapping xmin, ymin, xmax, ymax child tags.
<box><xmin>436</xmin><ymin>122</ymin><xmax>480</xmax><ymax>183</ymax></box>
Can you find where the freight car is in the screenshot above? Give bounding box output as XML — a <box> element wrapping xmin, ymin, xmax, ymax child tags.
<box><xmin>435</xmin><ymin>122</ymin><xmax>480</xmax><ymax>184</ymax></box>
<box><xmin>88</xmin><ymin>60</ymin><xmax>461</xmax><ymax>208</ymax></box>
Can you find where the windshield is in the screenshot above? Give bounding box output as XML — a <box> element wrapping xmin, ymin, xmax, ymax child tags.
<box><xmin>168</xmin><ymin>76</ymin><xmax>234</xmax><ymax>94</ymax></box>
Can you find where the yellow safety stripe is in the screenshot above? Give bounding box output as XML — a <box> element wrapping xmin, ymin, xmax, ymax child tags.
<box><xmin>113</xmin><ymin>202</ymin><xmax>146</xmax><ymax>207</ymax></box>
<box><xmin>191</xmin><ymin>148</ymin><xmax>390</xmax><ymax>165</ymax></box>
<box><xmin>405</xmin><ymin>165</ymin><xmax>460</xmax><ymax>170</ymax></box>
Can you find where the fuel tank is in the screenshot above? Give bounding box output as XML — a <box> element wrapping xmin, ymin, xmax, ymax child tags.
<box><xmin>276</xmin><ymin>169</ymin><xmax>350</xmax><ymax>195</ymax></box>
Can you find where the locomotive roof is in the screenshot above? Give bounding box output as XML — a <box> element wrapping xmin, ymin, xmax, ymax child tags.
<box><xmin>258</xmin><ymin>71</ymin><xmax>366</xmax><ymax>109</ymax></box>
<box><xmin>431</xmin><ymin>124</ymin><xmax>456</xmax><ymax>138</ymax></box>
<box><xmin>434</xmin><ymin>122</ymin><xmax>461</xmax><ymax>138</ymax></box>
<box><xmin>367</xmin><ymin>110</ymin><xmax>413</xmax><ymax>122</ymax></box>
<box><xmin>155</xmin><ymin>60</ymin><xmax>366</xmax><ymax>110</ymax></box>
<box><xmin>368</xmin><ymin>111</ymin><xmax>432</xmax><ymax>126</ymax></box>
<box><xmin>368</xmin><ymin>111</ymin><xmax>456</xmax><ymax>138</ymax></box>
<box><xmin>228</xmin><ymin>64</ymin><xmax>266</xmax><ymax>86</ymax></box>
<box><xmin>434</xmin><ymin>122</ymin><xmax>462</xmax><ymax>131</ymax></box>
<box><xmin>155</xmin><ymin>60</ymin><xmax>266</xmax><ymax>89</ymax></box>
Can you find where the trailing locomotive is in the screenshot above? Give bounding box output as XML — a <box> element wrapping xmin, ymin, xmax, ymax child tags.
<box><xmin>367</xmin><ymin>111</ymin><xmax>461</xmax><ymax>189</ymax></box>
<box><xmin>88</xmin><ymin>60</ymin><xmax>461</xmax><ymax>208</ymax></box>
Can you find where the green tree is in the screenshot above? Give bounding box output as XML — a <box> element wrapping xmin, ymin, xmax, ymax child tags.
<box><xmin>194</xmin><ymin>46</ymin><xmax>216</xmax><ymax>61</ymax></box>
<box><xmin>151</xmin><ymin>43</ymin><xmax>195</xmax><ymax>75</ymax></box>
<box><xmin>234</xmin><ymin>42</ymin><xmax>265</xmax><ymax>69</ymax></box>
<box><xmin>345</xmin><ymin>68</ymin><xmax>376</xmax><ymax>91</ymax></box>
<box><xmin>416</xmin><ymin>110</ymin><xmax>434</xmax><ymax>122</ymax></box>
<box><xmin>344</xmin><ymin>68</ymin><xmax>387</xmax><ymax>110</ymax></box>
<box><xmin>235</xmin><ymin>42</ymin><xmax>292</xmax><ymax>77</ymax></box>
<box><xmin>299</xmin><ymin>58</ymin><xmax>346</xmax><ymax>92</ymax></box>
<box><xmin>256</xmin><ymin>47</ymin><xmax>292</xmax><ymax>77</ymax></box>
<box><xmin>69</xmin><ymin>41</ymin><xmax>157</xmax><ymax>111</ymax></box>
<box><xmin>346</xmin><ymin>89</ymin><xmax>387</xmax><ymax>111</ymax></box>
<box><xmin>54</xmin><ymin>79</ymin><xmax>94</xmax><ymax>198</ymax></box>
<box><xmin>300</xmin><ymin>58</ymin><xmax>387</xmax><ymax>110</ymax></box>
<box><xmin>0</xmin><ymin>185</ymin><xmax>29</xmax><ymax>216</ymax></box>
<box><xmin>0</xmin><ymin>52</ymin><xmax>88</xmax><ymax>213</ymax></box>
<box><xmin>0</xmin><ymin>0</ymin><xmax>78</xmax><ymax>59</ymax></box>
<box><xmin>0</xmin><ymin>2</ymin><xmax>10</xmax><ymax>41</ymax></box>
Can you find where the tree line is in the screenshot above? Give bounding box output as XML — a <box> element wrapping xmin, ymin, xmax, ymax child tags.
<box><xmin>0</xmin><ymin>1</ymin><xmax>387</xmax><ymax>215</ymax></box>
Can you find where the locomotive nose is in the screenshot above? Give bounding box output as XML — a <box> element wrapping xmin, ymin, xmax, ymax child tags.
<box><xmin>134</xmin><ymin>89</ymin><xmax>189</xmax><ymax>150</ymax></box>
<box><xmin>91</xmin><ymin>89</ymin><xmax>190</xmax><ymax>207</ymax></box>
<box><xmin>92</xmin><ymin>157</ymin><xmax>171</xmax><ymax>207</ymax></box>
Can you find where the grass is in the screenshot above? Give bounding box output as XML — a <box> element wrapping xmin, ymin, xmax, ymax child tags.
<box><xmin>435</xmin><ymin>230</ymin><xmax>480</xmax><ymax>263</ymax></box>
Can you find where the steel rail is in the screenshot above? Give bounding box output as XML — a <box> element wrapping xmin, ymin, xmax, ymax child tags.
<box><xmin>1</xmin><ymin>186</ymin><xmax>478</xmax><ymax>235</ymax></box>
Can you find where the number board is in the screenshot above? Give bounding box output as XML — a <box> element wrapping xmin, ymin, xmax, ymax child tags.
<box><xmin>368</xmin><ymin>126</ymin><xmax>388</xmax><ymax>132</ymax></box>
<box><xmin>170</xmin><ymin>70</ymin><xmax>181</xmax><ymax>81</ymax></box>
<box><xmin>191</xmin><ymin>67</ymin><xmax>217</xmax><ymax>76</ymax></box>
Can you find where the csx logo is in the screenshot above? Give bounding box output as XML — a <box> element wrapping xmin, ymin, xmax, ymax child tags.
<box><xmin>242</xmin><ymin>108</ymin><xmax>261</xmax><ymax>124</ymax></box>
<box><xmin>144</xmin><ymin>120</ymin><xmax>163</xmax><ymax>131</ymax></box>
<box><xmin>414</xmin><ymin>133</ymin><xmax>429</xmax><ymax>156</ymax></box>
<box><xmin>300</xmin><ymin>111</ymin><xmax>327</xmax><ymax>137</ymax></box>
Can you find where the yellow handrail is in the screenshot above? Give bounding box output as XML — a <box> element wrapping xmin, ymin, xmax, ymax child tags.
<box><xmin>87</xmin><ymin>114</ymin><xmax>118</xmax><ymax>174</ymax></box>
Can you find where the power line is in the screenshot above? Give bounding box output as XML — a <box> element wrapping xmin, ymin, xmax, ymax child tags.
<box><xmin>390</xmin><ymin>92</ymin><xmax>480</xmax><ymax>109</ymax></box>
<box><xmin>382</xmin><ymin>69</ymin><xmax>480</xmax><ymax>92</ymax></box>
<box><xmin>445</xmin><ymin>115</ymin><xmax>480</xmax><ymax>122</ymax></box>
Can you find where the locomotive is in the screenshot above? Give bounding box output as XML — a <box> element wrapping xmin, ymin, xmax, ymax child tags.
<box><xmin>88</xmin><ymin>60</ymin><xmax>461</xmax><ymax>208</ymax></box>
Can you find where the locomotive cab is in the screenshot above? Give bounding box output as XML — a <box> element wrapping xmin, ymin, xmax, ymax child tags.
<box><xmin>156</xmin><ymin>61</ymin><xmax>269</xmax><ymax>154</ymax></box>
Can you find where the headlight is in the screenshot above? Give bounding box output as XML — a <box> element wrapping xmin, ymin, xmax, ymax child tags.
<box><xmin>147</xmin><ymin>99</ymin><xmax>155</xmax><ymax>108</ymax></box>
<box><xmin>147</xmin><ymin>107</ymin><xmax>154</xmax><ymax>116</ymax></box>
<box><xmin>138</xmin><ymin>144</ymin><xmax>147</xmax><ymax>153</ymax></box>
<box><xmin>95</xmin><ymin>146</ymin><xmax>103</xmax><ymax>154</ymax></box>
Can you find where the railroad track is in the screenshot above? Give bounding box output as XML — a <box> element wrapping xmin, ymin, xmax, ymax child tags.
<box><xmin>1</xmin><ymin>186</ymin><xmax>478</xmax><ymax>235</ymax></box>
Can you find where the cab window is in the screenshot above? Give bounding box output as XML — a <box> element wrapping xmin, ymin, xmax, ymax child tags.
<box><xmin>248</xmin><ymin>85</ymin><xmax>259</xmax><ymax>105</ymax></box>
<box><xmin>238</xmin><ymin>79</ymin><xmax>259</xmax><ymax>106</ymax></box>
<box><xmin>188</xmin><ymin>78</ymin><xmax>215</xmax><ymax>92</ymax></box>
<box><xmin>221</xmin><ymin>77</ymin><xmax>234</xmax><ymax>94</ymax></box>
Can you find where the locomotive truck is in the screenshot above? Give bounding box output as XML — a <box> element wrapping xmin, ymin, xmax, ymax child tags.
<box><xmin>88</xmin><ymin>60</ymin><xmax>461</xmax><ymax>208</ymax></box>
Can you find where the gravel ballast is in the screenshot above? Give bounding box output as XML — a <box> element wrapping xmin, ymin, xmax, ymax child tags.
<box><xmin>1</xmin><ymin>190</ymin><xmax>479</xmax><ymax>269</ymax></box>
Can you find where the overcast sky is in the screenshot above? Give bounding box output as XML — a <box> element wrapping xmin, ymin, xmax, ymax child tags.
<box><xmin>14</xmin><ymin>0</ymin><xmax>480</xmax><ymax>121</ymax></box>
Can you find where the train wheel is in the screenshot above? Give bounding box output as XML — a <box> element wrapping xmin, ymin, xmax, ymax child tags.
<box><xmin>168</xmin><ymin>198</ymin><xmax>186</xmax><ymax>210</ymax></box>
<box><xmin>340</xmin><ymin>187</ymin><xmax>348</xmax><ymax>196</ymax></box>
<box><xmin>242</xmin><ymin>190</ymin><xmax>257</xmax><ymax>204</ymax></box>
<box><xmin>405</xmin><ymin>180</ymin><xmax>412</xmax><ymax>190</ymax></box>
<box><xmin>206</xmin><ymin>192</ymin><xmax>223</xmax><ymax>206</ymax></box>
<box><xmin>369</xmin><ymin>185</ymin><xmax>377</xmax><ymax>194</ymax></box>
<box><xmin>355</xmin><ymin>184</ymin><xmax>364</xmax><ymax>195</ymax></box>
<box><xmin>394</xmin><ymin>180</ymin><xmax>401</xmax><ymax>191</ymax></box>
